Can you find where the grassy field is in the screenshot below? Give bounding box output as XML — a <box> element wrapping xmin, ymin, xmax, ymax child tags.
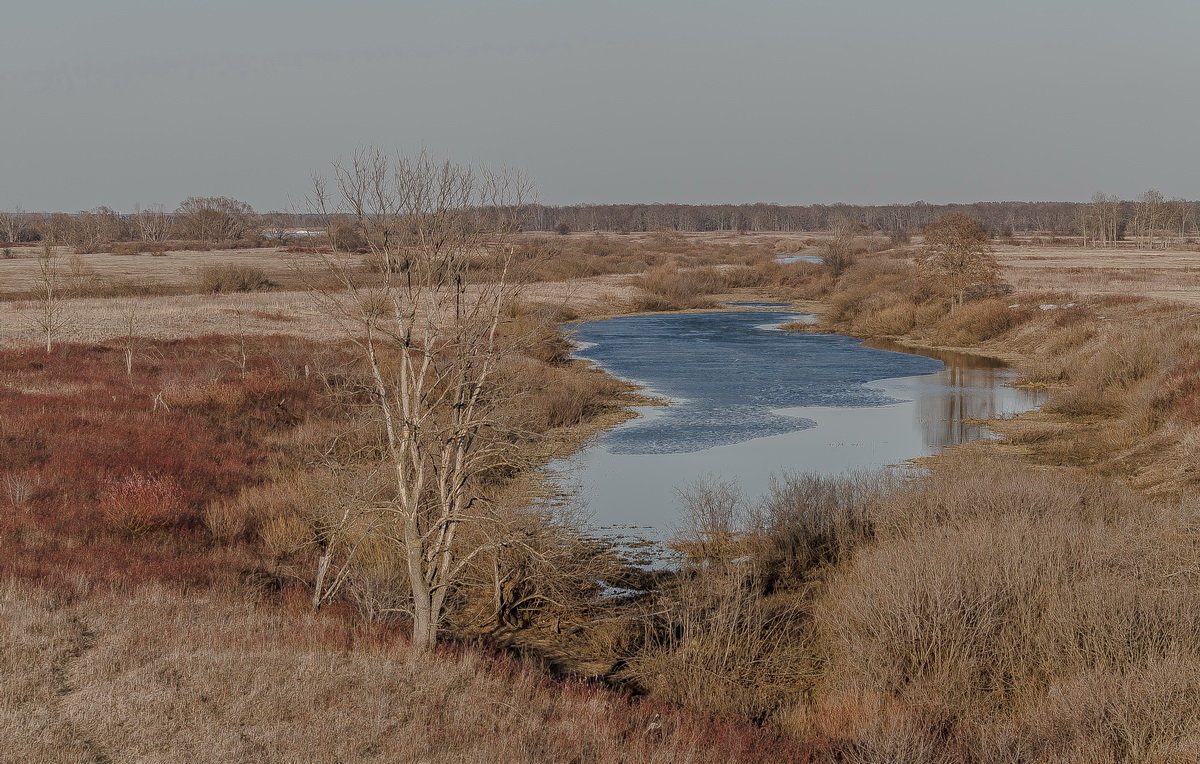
<box><xmin>0</xmin><ymin>233</ymin><xmax>788</xmax><ymax>346</ymax></box>
<box><xmin>5</xmin><ymin>230</ymin><xmax>1200</xmax><ymax>760</ymax></box>
<box><xmin>2</xmin><ymin>578</ymin><xmax>811</xmax><ymax>763</ymax></box>
<box><xmin>994</xmin><ymin>244</ymin><xmax>1200</xmax><ymax>305</ymax></box>
<box><xmin>0</xmin><ymin>273</ymin><xmax>640</xmax><ymax>347</ymax></box>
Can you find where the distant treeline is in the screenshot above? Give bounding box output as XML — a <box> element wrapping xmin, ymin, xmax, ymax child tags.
<box><xmin>526</xmin><ymin>195</ymin><xmax>1200</xmax><ymax>245</ymax></box>
<box><xmin>527</xmin><ymin>202</ymin><xmax>1086</xmax><ymax>235</ymax></box>
<box><xmin>3</xmin><ymin>192</ymin><xmax>1197</xmax><ymax>249</ymax></box>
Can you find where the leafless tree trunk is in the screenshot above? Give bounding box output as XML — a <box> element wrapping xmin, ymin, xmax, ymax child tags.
<box><xmin>1134</xmin><ymin>190</ymin><xmax>1166</xmax><ymax>250</ymax></box>
<box><xmin>121</xmin><ymin>301</ymin><xmax>144</xmax><ymax>379</ymax></box>
<box><xmin>0</xmin><ymin>206</ymin><xmax>23</xmax><ymax>244</ymax></box>
<box><xmin>821</xmin><ymin>215</ymin><xmax>859</xmax><ymax>278</ymax></box>
<box><xmin>306</xmin><ymin>149</ymin><xmax>532</xmax><ymax>651</ymax></box>
<box><xmin>1081</xmin><ymin>192</ymin><xmax>1121</xmax><ymax>248</ymax></box>
<box><xmin>133</xmin><ymin>204</ymin><xmax>169</xmax><ymax>243</ymax></box>
<box><xmin>33</xmin><ymin>244</ymin><xmax>69</xmax><ymax>352</ymax></box>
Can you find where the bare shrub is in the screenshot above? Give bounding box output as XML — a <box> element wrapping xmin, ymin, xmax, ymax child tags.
<box><xmin>809</xmin><ymin>455</ymin><xmax>1200</xmax><ymax>756</ymax></box>
<box><xmin>630</xmin><ymin>265</ymin><xmax>722</xmax><ymax>310</ymax></box>
<box><xmin>3</xmin><ymin>470</ymin><xmax>40</xmax><ymax>507</ymax></box>
<box><xmin>747</xmin><ymin>472</ymin><xmax>899</xmax><ymax>582</ymax></box>
<box><xmin>674</xmin><ymin>478</ymin><xmax>744</xmax><ymax>561</ymax></box>
<box><xmin>926</xmin><ymin>299</ymin><xmax>1033</xmax><ymax>346</ymax></box>
<box><xmin>622</xmin><ymin>473</ymin><xmax>895</xmax><ymax>724</ymax></box>
<box><xmin>111</xmin><ymin>241</ymin><xmax>170</xmax><ymax>255</ymax></box>
<box><xmin>195</xmin><ymin>263</ymin><xmax>274</xmax><ymax>293</ymax></box>
<box><xmin>1045</xmin><ymin>328</ymin><xmax>1171</xmax><ymax>417</ymax></box>
<box><xmin>620</xmin><ymin>577</ymin><xmax>816</xmax><ymax>722</ymax></box>
<box><xmin>989</xmin><ymin>656</ymin><xmax>1200</xmax><ymax>761</ymax></box>
<box><xmin>821</xmin><ymin>217</ymin><xmax>859</xmax><ymax>278</ymax></box>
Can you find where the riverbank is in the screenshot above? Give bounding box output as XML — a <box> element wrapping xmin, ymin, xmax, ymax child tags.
<box><xmin>792</xmin><ymin>254</ymin><xmax>1200</xmax><ymax>494</ymax></box>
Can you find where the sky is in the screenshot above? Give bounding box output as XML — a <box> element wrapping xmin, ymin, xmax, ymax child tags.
<box><xmin>3</xmin><ymin>0</ymin><xmax>1199</xmax><ymax>212</ymax></box>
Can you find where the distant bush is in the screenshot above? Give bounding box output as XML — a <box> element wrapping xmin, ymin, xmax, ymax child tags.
<box><xmin>196</xmin><ymin>263</ymin><xmax>274</xmax><ymax>293</ymax></box>
<box><xmin>111</xmin><ymin>241</ymin><xmax>171</xmax><ymax>256</ymax></box>
<box><xmin>329</xmin><ymin>224</ymin><xmax>367</xmax><ymax>251</ymax></box>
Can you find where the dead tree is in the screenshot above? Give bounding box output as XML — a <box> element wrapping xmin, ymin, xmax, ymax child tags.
<box><xmin>0</xmin><ymin>206</ymin><xmax>23</xmax><ymax>244</ymax></box>
<box><xmin>133</xmin><ymin>204</ymin><xmax>169</xmax><ymax>243</ymax></box>
<box><xmin>33</xmin><ymin>244</ymin><xmax>70</xmax><ymax>352</ymax></box>
<box><xmin>305</xmin><ymin>149</ymin><xmax>532</xmax><ymax>651</ymax></box>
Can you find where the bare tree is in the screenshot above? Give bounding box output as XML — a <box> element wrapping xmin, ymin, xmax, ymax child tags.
<box><xmin>916</xmin><ymin>213</ymin><xmax>1000</xmax><ymax>305</ymax></box>
<box><xmin>821</xmin><ymin>215</ymin><xmax>859</xmax><ymax>278</ymax></box>
<box><xmin>1133</xmin><ymin>189</ymin><xmax>1167</xmax><ymax>249</ymax></box>
<box><xmin>305</xmin><ymin>149</ymin><xmax>532</xmax><ymax>651</ymax></box>
<box><xmin>33</xmin><ymin>244</ymin><xmax>70</xmax><ymax>352</ymax></box>
<box><xmin>176</xmin><ymin>196</ymin><xmax>258</xmax><ymax>242</ymax></box>
<box><xmin>262</xmin><ymin>212</ymin><xmax>296</xmax><ymax>247</ymax></box>
<box><xmin>1167</xmin><ymin>198</ymin><xmax>1194</xmax><ymax>248</ymax></box>
<box><xmin>133</xmin><ymin>204</ymin><xmax>169</xmax><ymax>243</ymax></box>
<box><xmin>1081</xmin><ymin>192</ymin><xmax>1121</xmax><ymax>248</ymax></box>
<box><xmin>0</xmin><ymin>206</ymin><xmax>23</xmax><ymax>244</ymax></box>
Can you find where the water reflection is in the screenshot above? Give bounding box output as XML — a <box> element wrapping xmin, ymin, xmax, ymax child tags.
<box><xmin>861</xmin><ymin>338</ymin><xmax>1046</xmax><ymax>449</ymax></box>
<box><xmin>549</xmin><ymin>312</ymin><xmax>1043</xmax><ymax>539</ymax></box>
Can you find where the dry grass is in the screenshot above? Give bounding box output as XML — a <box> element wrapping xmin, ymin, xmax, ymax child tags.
<box><xmin>0</xmin><ymin>580</ymin><xmax>802</xmax><ymax>763</ymax></box>
<box><xmin>994</xmin><ymin>244</ymin><xmax>1200</xmax><ymax>305</ymax></box>
<box><xmin>0</xmin><ymin>329</ymin><xmax>794</xmax><ymax>760</ymax></box>
<box><xmin>10</xmin><ymin>230</ymin><xmax>1200</xmax><ymax>759</ymax></box>
<box><xmin>0</xmin><ymin>245</ymin><xmax>324</xmax><ymax>295</ymax></box>
<box><xmin>629</xmin><ymin>265</ymin><xmax>726</xmax><ymax>310</ymax></box>
<box><xmin>0</xmin><ymin>275</ymin><xmax>642</xmax><ymax>348</ymax></box>
<box><xmin>807</xmin><ymin>456</ymin><xmax>1200</xmax><ymax>761</ymax></box>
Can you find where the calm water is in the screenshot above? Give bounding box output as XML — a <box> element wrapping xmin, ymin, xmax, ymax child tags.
<box><xmin>549</xmin><ymin>310</ymin><xmax>1043</xmax><ymax>539</ymax></box>
<box><xmin>776</xmin><ymin>253</ymin><xmax>823</xmax><ymax>264</ymax></box>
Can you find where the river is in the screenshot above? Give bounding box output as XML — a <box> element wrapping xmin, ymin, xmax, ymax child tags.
<box><xmin>547</xmin><ymin>308</ymin><xmax>1044</xmax><ymax>544</ymax></box>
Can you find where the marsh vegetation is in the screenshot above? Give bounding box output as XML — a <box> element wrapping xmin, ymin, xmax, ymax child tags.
<box><xmin>4</xmin><ymin>185</ymin><xmax>1200</xmax><ymax>760</ymax></box>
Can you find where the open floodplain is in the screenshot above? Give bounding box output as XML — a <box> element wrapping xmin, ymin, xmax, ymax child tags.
<box><xmin>6</xmin><ymin>225</ymin><xmax>1200</xmax><ymax>761</ymax></box>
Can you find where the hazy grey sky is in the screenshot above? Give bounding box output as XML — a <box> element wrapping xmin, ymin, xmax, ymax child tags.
<box><xmin>3</xmin><ymin>0</ymin><xmax>1198</xmax><ymax>211</ymax></box>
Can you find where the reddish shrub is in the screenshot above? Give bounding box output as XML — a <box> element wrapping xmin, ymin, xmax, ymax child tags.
<box><xmin>0</xmin><ymin>336</ymin><xmax>343</xmax><ymax>587</ymax></box>
<box><xmin>1155</xmin><ymin>358</ymin><xmax>1200</xmax><ymax>423</ymax></box>
<box><xmin>99</xmin><ymin>473</ymin><xmax>187</xmax><ymax>535</ymax></box>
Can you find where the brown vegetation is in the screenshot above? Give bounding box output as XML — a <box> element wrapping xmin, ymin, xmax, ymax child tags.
<box><xmin>810</xmin><ymin>244</ymin><xmax>1200</xmax><ymax>493</ymax></box>
<box><xmin>1</xmin><ymin>580</ymin><xmax>802</xmax><ymax>762</ymax></box>
<box><xmin>195</xmin><ymin>262</ymin><xmax>274</xmax><ymax>293</ymax></box>
<box><xmin>6</xmin><ymin>213</ymin><xmax>1200</xmax><ymax>760</ymax></box>
<box><xmin>605</xmin><ymin>456</ymin><xmax>1200</xmax><ymax>761</ymax></box>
